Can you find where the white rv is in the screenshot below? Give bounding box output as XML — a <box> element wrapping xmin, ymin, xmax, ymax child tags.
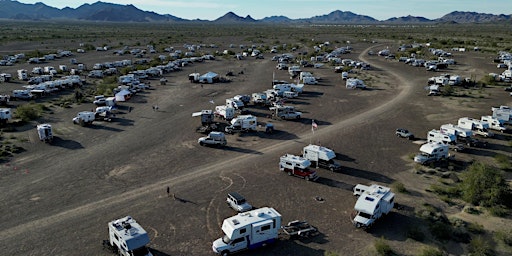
<box><xmin>36</xmin><ymin>123</ymin><xmax>53</xmax><ymax>143</ymax></box>
<box><xmin>12</xmin><ymin>90</ymin><xmax>33</xmax><ymax>100</ymax></box>
<box><xmin>105</xmin><ymin>216</ymin><xmax>152</xmax><ymax>256</ymax></box>
<box><xmin>302</xmin><ymin>144</ymin><xmax>341</xmax><ymax>171</ymax></box>
<box><xmin>302</xmin><ymin>76</ymin><xmax>318</xmax><ymax>85</ymax></box>
<box><xmin>352</xmin><ymin>184</ymin><xmax>395</xmax><ymax>229</ymax></box>
<box><xmin>198</xmin><ymin>131</ymin><xmax>227</xmax><ymax>147</ymax></box>
<box><xmin>73</xmin><ymin>111</ymin><xmax>95</xmax><ymax>126</ymax></box>
<box><xmin>427</xmin><ymin>129</ymin><xmax>457</xmax><ymax>145</ymax></box>
<box><xmin>346</xmin><ymin>78</ymin><xmax>366</xmax><ymax>89</ymax></box>
<box><xmin>481</xmin><ymin>115</ymin><xmax>506</xmax><ymax>132</ymax></box>
<box><xmin>440</xmin><ymin>124</ymin><xmax>472</xmax><ymax>138</ymax></box>
<box><xmin>215</xmin><ymin>105</ymin><xmax>235</xmax><ymax>121</ymax></box>
<box><xmin>226</xmin><ymin>98</ymin><xmax>244</xmax><ymax>110</ymax></box>
<box><xmin>0</xmin><ymin>108</ymin><xmax>12</xmax><ymax>125</ymax></box>
<box><xmin>225</xmin><ymin>115</ymin><xmax>257</xmax><ymax>134</ymax></box>
<box><xmin>212</xmin><ymin>207</ymin><xmax>281</xmax><ymax>255</ymax></box>
<box><xmin>414</xmin><ymin>142</ymin><xmax>449</xmax><ymax>165</ymax></box>
<box><xmin>457</xmin><ymin>117</ymin><xmax>494</xmax><ymax>137</ymax></box>
<box><xmin>17</xmin><ymin>69</ymin><xmax>28</xmax><ymax>81</ymax></box>
<box><xmin>279</xmin><ymin>154</ymin><xmax>318</xmax><ymax>181</ymax></box>
<box><xmin>272</xmin><ymin>84</ymin><xmax>292</xmax><ymax>96</ymax></box>
<box><xmin>251</xmin><ymin>92</ymin><xmax>269</xmax><ymax>105</ymax></box>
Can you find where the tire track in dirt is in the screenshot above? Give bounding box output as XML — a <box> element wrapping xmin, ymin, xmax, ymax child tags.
<box><xmin>1</xmin><ymin>45</ymin><xmax>414</xmax><ymax>242</ymax></box>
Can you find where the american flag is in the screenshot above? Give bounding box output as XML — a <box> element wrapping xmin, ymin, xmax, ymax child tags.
<box><xmin>312</xmin><ymin>119</ymin><xmax>318</xmax><ymax>132</ymax></box>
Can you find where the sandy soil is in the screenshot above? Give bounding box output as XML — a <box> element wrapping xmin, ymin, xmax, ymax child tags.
<box><xmin>0</xmin><ymin>38</ymin><xmax>511</xmax><ymax>256</ymax></box>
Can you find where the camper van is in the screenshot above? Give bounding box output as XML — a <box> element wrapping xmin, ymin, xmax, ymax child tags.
<box><xmin>481</xmin><ymin>115</ymin><xmax>506</xmax><ymax>132</ymax></box>
<box><xmin>427</xmin><ymin>129</ymin><xmax>457</xmax><ymax>145</ymax></box>
<box><xmin>457</xmin><ymin>117</ymin><xmax>494</xmax><ymax>137</ymax></box>
<box><xmin>414</xmin><ymin>142</ymin><xmax>449</xmax><ymax>165</ymax></box>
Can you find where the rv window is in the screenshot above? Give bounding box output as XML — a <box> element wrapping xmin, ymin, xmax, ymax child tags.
<box><xmin>232</xmin><ymin>237</ymin><xmax>245</xmax><ymax>244</ymax></box>
<box><xmin>273</xmin><ymin>219</ymin><xmax>276</xmax><ymax>228</ymax></box>
<box><xmin>114</xmin><ymin>234</ymin><xmax>119</xmax><ymax>240</ymax></box>
<box><xmin>240</xmin><ymin>228</ymin><xmax>246</xmax><ymax>234</ymax></box>
<box><xmin>261</xmin><ymin>225</ymin><xmax>271</xmax><ymax>231</ymax></box>
<box><xmin>389</xmin><ymin>197</ymin><xmax>394</xmax><ymax>204</ymax></box>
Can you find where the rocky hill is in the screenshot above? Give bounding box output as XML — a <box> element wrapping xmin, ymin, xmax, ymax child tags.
<box><xmin>0</xmin><ymin>0</ymin><xmax>509</xmax><ymax>24</ymax></box>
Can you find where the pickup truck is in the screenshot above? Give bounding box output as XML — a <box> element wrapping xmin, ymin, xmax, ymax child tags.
<box><xmin>198</xmin><ymin>132</ymin><xmax>227</xmax><ymax>146</ymax></box>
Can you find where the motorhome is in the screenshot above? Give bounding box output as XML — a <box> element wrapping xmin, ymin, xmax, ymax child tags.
<box><xmin>251</xmin><ymin>92</ymin><xmax>269</xmax><ymax>105</ymax></box>
<box><xmin>346</xmin><ymin>78</ymin><xmax>366</xmax><ymax>89</ymax></box>
<box><xmin>105</xmin><ymin>216</ymin><xmax>152</xmax><ymax>256</ymax></box>
<box><xmin>225</xmin><ymin>115</ymin><xmax>257</xmax><ymax>134</ymax></box>
<box><xmin>414</xmin><ymin>142</ymin><xmax>449</xmax><ymax>165</ymax></box>
<box><xmin>226</xmin><ymin>98</ymin><xmax>244</xmax><ymax>110</ymax></box>
<box><xmin>481</xmin><ymin>115</ymin><xmax>506</xmax><ymax>132</ymax></box>
<box><xmin>36</xmin><ymin>123</ymin><xmax>53</xmax><ymax>143</ymax></box>
<box><xmin>427</xmin><ymin>129</ymin><xmax>457</xmax><ymax>145</ymax></box>
<box><xmin>212</xmin><ymin>207</ymin><xmax>281</xmax><ymax>255</ymax></box>
<box><xmin>457</xmin><ymin>117</ymin><xmax>494</xmax><ymax>137</ymax></box>
<box><xmin>352</xmin><ymin>184</ymin><xmax>395</xmax><ymax>229</ymax></box>
<box><xmin>302</xmin><ymin>144</ymin><xmax>341</xmax><ymax>171</ymax></box>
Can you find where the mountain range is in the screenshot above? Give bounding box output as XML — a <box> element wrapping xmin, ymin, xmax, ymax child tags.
<box><xmin>0</xmin><ymin>0</ymin><xmax>510</xmax><ymax>24</ymax></box>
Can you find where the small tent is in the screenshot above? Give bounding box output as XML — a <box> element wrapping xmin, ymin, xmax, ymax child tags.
<box><xmin>199</xmin><ymin>72</ymin><xmax>219</xmax><ymax>84</ymax></box>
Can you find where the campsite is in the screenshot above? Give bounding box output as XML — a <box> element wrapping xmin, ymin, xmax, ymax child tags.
<box><xmin>0</xmin><ymin>21</ymin><xmax>511</xmax><ymax>256</ymax></box>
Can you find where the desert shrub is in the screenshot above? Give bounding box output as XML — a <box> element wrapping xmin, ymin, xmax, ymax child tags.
<box><xmin>419</xmin><ymin>247</ymin><xmax>445</xmax><ymax>256</ymax></box>
<box><xmin>488</xmin><ymin>205</ymin><xmax>509</xmax><ymax>217</ymax></box>
<box><xmin>493</xmin><ymin>153</ymin><xmax>511</xmax><ymax>170</ymax></box>
<box><xmin>495</xmin><ymin>229</ymin><xmax>512</xmax><ymax>246</ymax></box>
<box><xmin>459</xmin><ymin>162</ymin><xmax>509</xmax><ymax>208</ymax></box>
<box><xmin>441</xmin><ymin>85</ymin><xmax>454</xmax><ymax>96</ymax></box>
<box><xmin>324</xmin><ymin>251</ymin><xmax>340</xmax><ymax>256</ymax></box>
<box><xmin>467</xmin><ymin>222</ymin><xmax>485</xmax><ymax>234</ymax></box>
<box><xmin>392</xmin><ymin>182</ymin><xmax>407</xmax><ymax>193</ymax></box>
<box><xmin>14</xmin><ymin>103</ymin><xmax>44</xmax><ymax>122</ymax></box>
<box><xmin>429</xmin><ymin>222</ymin><xmax>452</xmax><ymax>241</ymax></box>
<box><xmin>374</xmin><ymin>237</ymin><xmax>393</xmax><ymax>256</ymax></box>
<box><xmin>469</xmin><ymin>236</ymin><xmax>494</xmax><ymax>256</ymax></box>
<box><xmin>406</xmin><ymin>226</ymin><xmax>425</xmax><ymax>241</ymax></box>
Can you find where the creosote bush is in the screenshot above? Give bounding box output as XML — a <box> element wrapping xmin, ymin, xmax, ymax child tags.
<box><xmin>14</xmin><ymin>103</ymin><xmax>44</xmax><ymax>122</ymax></box>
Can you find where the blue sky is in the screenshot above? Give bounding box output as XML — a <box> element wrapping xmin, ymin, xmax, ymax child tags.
<box><xmin>18</xmin><ymin>0</ymin><xmax>512</xmax><ymax>20</ymax></box>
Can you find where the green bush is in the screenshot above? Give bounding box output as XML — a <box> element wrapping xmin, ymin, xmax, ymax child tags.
<box><xmin>469</xmin><ymin>236</ymin><xmax>494</xmax><ymax>256</ymax></box>
<box><xmin>429</xmin><ymin>222</ymin><xmax>452</xmax><ymax>241</ymax></box>
<box><xmin>406</xmin><ymin>226</ymin><xmax>425</xmax><ymax>241</ymax></box>
<box><xmin>459</xmin><ymin>162</ymin><xmax>509</xmax><ymax>208</ymax></box>
<box><xmin>495</xmin><ymin>229</ymin><xmax>512</xmax><ymax>246</ymax></box>
<box><xmin>493</xmin><ymin>153</ymin><xmax>511</xmax><ymax>170</ymax></box>
<box><xmin>419</xmin><ymin>247</ymin><xmax>445</xmax><ymax>256</ymax></box>
<box><xmin>392</xmin><ymin>182</ymin><xmax>407</xmax><ymax>193</ymax></box>
<box><xmin>374</xmin><ymin>237</ymin><xmax>393</xmax><ymax>256</ymax></box>
<box><xmin>14</xmin><ymin>103</ymin><xmax>44</xmax><ymax>122</ymax></box>
<box><xmin>467</xmin><ymin>222</ymin><xmax>485</xmax><ymax>234</ymax></box>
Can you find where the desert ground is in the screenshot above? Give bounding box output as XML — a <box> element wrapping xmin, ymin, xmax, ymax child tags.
<box><xmin>0</xmin><ymin>23</ymin><xmax>511</xmax><ymax>256</ymax></box>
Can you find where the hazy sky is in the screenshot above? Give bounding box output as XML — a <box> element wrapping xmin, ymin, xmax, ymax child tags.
<box><xmin>17</xmin><ymin>0</ymin><xmax>511</xmax><ymax>20</ymax></box>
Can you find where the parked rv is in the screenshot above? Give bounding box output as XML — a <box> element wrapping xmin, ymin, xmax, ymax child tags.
<box><xmin>279</xmin><ymin>154</ymin><xmax>318</xmax><ymax>181</ymax></box>
<box><xmin>0</xmin><ymin>108</ymin><xmax>12</xmax><ymax>125</ymax></box>
<box><xmin>212</xmin><ymin>207</ymin><xmax>281</xmax><ymax>255</ymax></box>
<box><xmin>73</xmin><ymin>111</ymin><xmax>95</xmax><ymax>126</ymax></box>
<box><xmin>214</xmin><ymin>105</ymin><xmax>235</xmax><ymax>121</ymax></box>
<box><xmin>225</xmin><ymin>115</ymin><xmax>257</xmax><ymax>134</ymax></box>
<box><xmin>352</xmin><ymin>184</ymin><xmax>395</xmax><ymax>229</ymax></box>
<box><xmin>457</xmin><ymin>117</ymin><xmax>494</xmax><ymax>137</ymax></box>
<box><xmin>302</xmin><ymin>144</ymin><xmax>341</xmax><ymax>171</ymax></box>
<box><xmin>481</xmin><ymin>115</ymin><xmax>506</xmax><ymax>132</ymax></box>
<box><xmin>427</xmin><ymin>129</ymin><xmax>457</xmax><ymax>145</ymax></box>
<box><xmin>103</xmin><ymin>216</ymin><xmax>152</xmax><ymax>256</ymax></box>
<box><xmin>198</xmin><ymin>132</ymin><xmax>227</xmax><ymax>147</ymax></box>
<box><xmin>414</xmin><ymin>142</ymin><xmax>449</xmax><ymax>165</ymax></box>
<box><xmin>36</xmin><ymin>123</ymin><xmax>53</xmax><ymax>143</ymax></box>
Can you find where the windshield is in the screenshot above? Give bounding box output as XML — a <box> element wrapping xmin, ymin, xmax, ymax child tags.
<box><xmin>222</xmin><ymin>235</ymin><xmax>231</xmax><ymax>244</ymax></box>
<box><xmin>358</xmin><ymin>212</ymin><xmax>372</xmax><ymax>219</ymax></box>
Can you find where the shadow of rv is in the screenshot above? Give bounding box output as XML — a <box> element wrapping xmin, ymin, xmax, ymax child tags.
<box><xmin>487</xmin><ymin>142</ymin><xmax>512</xmax><ymax>154</ymax></box>
<box><xmin>148</xmin><ymin>248</ymin><xmax>171</xmax><ymax>256</ymax></box>
<box><xmin>244</xmin><ymin>239</ymin><xmax>326</xmax><ymax>256</ymax></box>
<box><xmin>315</xmin><ymin>177</ymin><xmax>354</xmax><ymax>191</ymax></box>
<box><xmin>335</xmin><ymin>153</ymin><xmax>356</xmax><ymax>162</ymax></box>
<box><xmin>221</xmin><ymin>146</ymin><xmax>263</xmax><ymax>155</ymax></box>
<box><xmin>253</xmin><ymin>129</ymin><xmax>300</xmax><ymax>141</ymax></box>
<box><xmin>464</xmin><ymin>147</ymin><xmax>500</xmax><ymax>157</ymax></box>
<box><xmin>87</xmin><ymin>124</ymin><xmax>124</xmax><ymax>132</ymax></box>
<box><xmin>51</xmin><ymin>136</ymin><xmax>84</xmax><ymax>149</ymax></box>
<box><xmin>342</xmin><ymin>166</ymin><xmax>394</xmax><ymax>184</ymax></box>
<box><xmin>299</xmin><ymin>91</ymin><xmax>324</xmax><ymax>98</ymax></box>
<box><xmin>114</xmin><ymin>118</ymin><xmax>135</xmax><ymax>127</ymax></box>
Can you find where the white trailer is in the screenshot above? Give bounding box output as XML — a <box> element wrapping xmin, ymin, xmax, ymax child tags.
<box><xmin>104</xmin><ymin>216</ymin><xmax>152</xmax><ymax>256</ymax></box>
<box><xmin>302</xmin><ymin>76</ymin><xmax>318</xmax><ymax>85</ymax></box>
<box><xmin>414</xmin><ymin>142</ymin><xmax>449</xmax><ymax>165</ymax></box>
<box><xmin>302</xmin><ymin>144</ymin><xmax>341</xmax><ymax>171</ymax></box>
<box><xmin>225</xmin><ymin>115</ymin><xmax>257</xmax><ymax>134</ymax></box>
<box><xmin>198</xmin><ymin>131</ymin><xmax>227</xmax><ymax>147</ymax></box>
<box><xmin>0</xmin><ymin>108</ymin><xmax>12</xmax><ymax>125</ymax></box>
<box><xmin>251</xmin><ymin>92</ymin><xmax>270</xmax><ymax>105</ymax></box>
<box><xmin>457</xmin><ymin>117</ymin><xmax>494</xmax><ymax>137</ymax></box>
<box><xmin>492</xmin><ymin>108</ymin><xmax>512</xmax><ymax>124</ymax></box>
<box><xmin>36</xmin><ymin>123</ymin><xmax>53</xmax><ymax>143</ymax></box>
<box><xmin>481</xmin><ymin>115</ymin><xmax>506</xmax><ymax>132</ymax></box>
<box><xmin>73</xmin><ymin>111</ymin><xmax>95</xmax><ymax>126</ymax></box>
<box><xmin>212</xmin><ymin>207</ymin><xmax>281</xmax><ymax>255</ymax></box>
<box><xmin>214</xmin><ymin>105</ymin><xmax>235</xmax><ymax>121</ymax></box>
<box><xmin>17</xmin><ymin>69</ymin><xmax>28</xmax><ymax>81</ymax></box>
<box><xmin>346</xmin><ymin>78</ymin><xmax>366</xmax><ymax>89</ymax></box>
<box><xmin>440</xmin><ymin>124</ymin><xmax>472</xmax><ymax>138</ymax></box>
<box><xmin>352</xmin><ymin>184</ymin><xmax>395</xmax><ymax>229</ymax></box>
<box><xmin>226</xmin><ymin>98</ymin><xmax>244</xmax><ymax>110</ymax></box>
<box><xmin>272</xmin><ymin>84</ymin><xmax>292</xmax><ymax>96</ymax></box>
<box><xmin>427</xmin><ymin>129</ymin><xmax>457</xmax><ymax>145</ymax></box>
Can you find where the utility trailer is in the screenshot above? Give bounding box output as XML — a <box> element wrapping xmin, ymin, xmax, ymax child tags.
<box><xmin>282</xmin><ymin>220</ymin><xmax>319</xmax><ymax>238</ymax></box>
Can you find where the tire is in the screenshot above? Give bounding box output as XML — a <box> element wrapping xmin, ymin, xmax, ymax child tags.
<box><xmin>296</xmin><ymin>115</ymin><xmax>300</xmax><ymax>119</ymax></box>
<box><xmin>287</xmin><ymin>171</ymin><xmax>292</xmax><ymax>176</ymax></box>
<box><xmin>199</xmin><ymin>141</ymin><xmax>204</xmax><ymax>146</ymax></box>
<box><xmin>221</xmin><ymin>250</ymin><xmax>230</xmax><ymax>256</ymax></box>
<box><xmin>305</xmin><ymin>176</ymin><xmax>310</xmax><ymax>181</ymax></box>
